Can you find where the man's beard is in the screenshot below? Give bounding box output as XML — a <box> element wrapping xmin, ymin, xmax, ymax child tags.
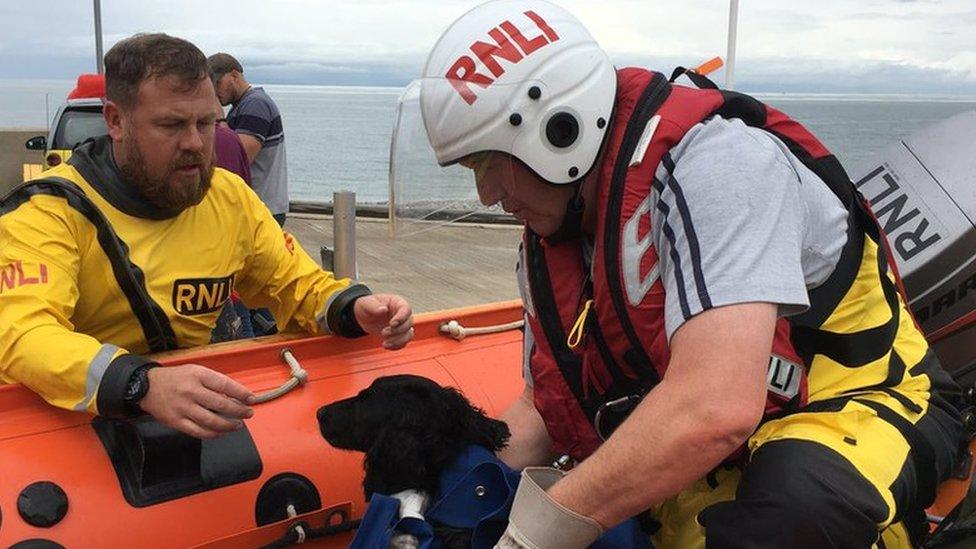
<box><xmin>119</xmin><ymin>131</ymin><xmax>214</xmax><ymax>212</ymax></box>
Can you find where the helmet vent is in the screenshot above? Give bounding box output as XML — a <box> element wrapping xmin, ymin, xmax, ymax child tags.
<box><xmin>546</xmin><ymin>112</ymin><xmax>579</xmax><ymax>149</ymax></box>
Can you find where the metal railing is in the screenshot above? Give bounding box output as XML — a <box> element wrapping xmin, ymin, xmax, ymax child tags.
<box><xmin>317</xmin><ymin>191</ymin><xmax>358</xmax><ymax>280</ymax></box>
<box><xmin>332</xmin><ymin>191</ymin><xmax>357</xmax><ymax>280</ymax></box>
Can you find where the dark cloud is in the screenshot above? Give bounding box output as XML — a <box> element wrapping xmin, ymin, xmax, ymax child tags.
<box><xmin>611</xmin><ymin>53</ymin><xmax>976</xmax><ymax>96</ymax></box>
<box><xmin>0</xmin><ymin>54</ymin><xmax>94</xmax><ymax>80</ymax></box>
<box><xmin>245</xmin><ymin>60</ymin><xmax>423</xmax><ymax>87</ymax></box>
<box><xmin>5</xmin><ymin>48</ymin><xmax>973</xmax><ymax>96</ymax></box>
<box><xmin>737</xmin><ymin>64</ymin><xmax>976</xmax><ymax>95</ymax></box>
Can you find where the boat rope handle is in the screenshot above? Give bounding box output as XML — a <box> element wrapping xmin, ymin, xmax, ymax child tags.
<box><xmin>439</xmin><ymin>319</ymin><xmax>525</xmax><ymax>341</ymax></box>
<box><xmin>252</xmin><ymin>348</ymin><xmax>309</xmax><ymax>404</ymax></box>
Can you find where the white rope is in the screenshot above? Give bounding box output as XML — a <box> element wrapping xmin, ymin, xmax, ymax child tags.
<box><xmin>287</xmin><ymin>504</ymin><xmax>307</xmax><ymax>544</ymax></box>
<box><xmin>438</xmin><ymin>319</ymin><xmax>524</xmax><ymax>341</ymax></box>
<box><xmin>295</xmin><ymin>525</ymin><xmax>306</xmax><ymax>544</ymax></box>
<box><xmin>252</xmin><ymin>348</ymin><xmax>309</xmax><ymax>404</ymax></box>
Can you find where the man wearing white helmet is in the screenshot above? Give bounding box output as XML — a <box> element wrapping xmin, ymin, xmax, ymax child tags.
<box><xmin>408</xmin><ymin>1</ymin><xmax>962</xmax><ymax>547</ymax></box>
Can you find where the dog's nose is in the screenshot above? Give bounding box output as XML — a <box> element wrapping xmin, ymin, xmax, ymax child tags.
<box><xmin>317</xmin><ymin>406</ymin><xmax>339</xmax><ymax>439</ymax></box>
<box><xmin>317</xmin><ymin>404</ymin><xmax>354</xmax><ymax>448</ymax></box>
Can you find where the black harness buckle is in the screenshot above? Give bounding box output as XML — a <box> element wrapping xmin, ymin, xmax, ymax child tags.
<box><xmin>594</xmin><ymin>394</ymin><xmax>644</xmax><ymax>441</ymax></box>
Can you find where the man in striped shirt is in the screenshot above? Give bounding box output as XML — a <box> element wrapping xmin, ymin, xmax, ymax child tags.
<box><xmin>209</xmin><ymin>53</ymin><xmax>289</xmax><ymax>227</ymax></box>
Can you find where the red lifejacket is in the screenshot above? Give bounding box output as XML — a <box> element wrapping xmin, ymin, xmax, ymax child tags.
<box><xmin>522</xmin><ymin>68</ymin><xmax>863</xmax><ymax>461</ymax></box>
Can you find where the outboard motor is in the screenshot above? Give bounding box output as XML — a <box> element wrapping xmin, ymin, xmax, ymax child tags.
<box><xmin>857</xmin><ymin>110</ymin><xmax>976</xmax><ymax>547</ymax></box>
<box><xmin>854</xmin><ymin>110</ymin><xmax>976</xmax><ymax>387</ymax></box>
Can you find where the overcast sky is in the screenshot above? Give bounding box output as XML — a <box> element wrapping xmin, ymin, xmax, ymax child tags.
<box><xmin>2</xmin><ymin>0</ymin><xmax>974</xmax><ymax>94</ymax></box>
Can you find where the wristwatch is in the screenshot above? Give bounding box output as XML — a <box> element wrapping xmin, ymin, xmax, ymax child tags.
<box><xmin>123</xmin><ymin>366</ymin><xmax>153</xmax><ymax>415</ymax></box>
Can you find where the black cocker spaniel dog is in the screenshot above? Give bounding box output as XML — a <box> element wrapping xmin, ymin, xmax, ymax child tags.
<box><xmin>317</xmin><ymin>374</ymin><xmax>511</xmax><ymax>499</ymax></box>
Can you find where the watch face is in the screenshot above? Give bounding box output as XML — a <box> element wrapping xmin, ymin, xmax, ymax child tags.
<box><xmin>124</xmin><ymin>380</ymin><xmax>141</xmax><ymax>399</ymax></box>
<box><xmin>125</xmin><ymin>370</ymin><xmax>148</xmax><ymax>401</ymax></box>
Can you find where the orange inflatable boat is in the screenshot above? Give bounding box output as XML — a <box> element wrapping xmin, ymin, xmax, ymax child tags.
<box><xmin>1</xmin><ymin>300</ymin><xmax>973</xmax><ymax>548</ymax></box>
<box><xmin>0</xmin><ymin>302</ymin><xmax>525</xmax><ymax>548</ymax></box>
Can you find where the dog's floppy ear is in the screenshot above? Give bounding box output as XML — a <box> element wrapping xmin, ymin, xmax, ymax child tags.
<box><xmin>440</xmin><ymin>386</ymin><xmax>511</xmax><ymax>452</ymax></box>
<box><xmin>363</xmin><ymin>426</ymin><xmax>438</xmax><ymax>498</ymax></box>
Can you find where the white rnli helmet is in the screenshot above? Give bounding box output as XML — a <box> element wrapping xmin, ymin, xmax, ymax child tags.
<box><xmin>420</xmin><ymin>0</ymin><xmax>616</xmax><ymax>184</ymax></box>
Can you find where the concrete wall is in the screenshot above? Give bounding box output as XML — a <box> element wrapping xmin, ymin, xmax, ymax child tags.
<box><xmin>0</xmin><ymin>128</ymin><xmax>47</xmax><ymax>195</ymax></box>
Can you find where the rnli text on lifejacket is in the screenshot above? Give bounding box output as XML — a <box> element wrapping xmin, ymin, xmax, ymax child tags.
<box><xmin>172</xmin><ymin>275</ymin><xmax>235</xmax><ymax>315</ymax></box>
<box><xmin>446</xmin><ymin>10</ymin><xmax>560</xmax><ymax>105</ymax></box>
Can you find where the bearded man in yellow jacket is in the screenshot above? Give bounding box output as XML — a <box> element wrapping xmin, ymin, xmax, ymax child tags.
<box><xmin>0</xmin><ymin>33</ymin><xmax>414</xmax><ymax>439</ymax></box>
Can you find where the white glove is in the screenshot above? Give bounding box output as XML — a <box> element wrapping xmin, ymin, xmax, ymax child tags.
<box><xmin>388</xmin><ymin>490</ymin><xmax>428</xmax><ymax>549</ymax></box>
<box><xmin>390</xmin><ymin>489</ymin><xmax>429</xmax><ymax>520</ymax></box>
<box><xmin>494</xmin><ymin>467</ymin><xmax>604</xmax><ymax>549</ymax></box>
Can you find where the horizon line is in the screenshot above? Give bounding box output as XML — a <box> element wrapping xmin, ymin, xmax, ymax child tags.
<box><xmin>3</xmin><ymin>78</ymin><xmax>976</xmax><ymax>102</ymax></box>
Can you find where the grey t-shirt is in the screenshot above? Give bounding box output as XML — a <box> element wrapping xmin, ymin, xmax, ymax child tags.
<box><xmin>651</xmin><ymin>115</ymin><xmax>849</xmax><ymax>340</ymax></box>
<box><xmin>518</xmin><ymin>115</ymin><xmax>849</xmax><ymax>384</ymax></box>
<box><xmin>227</xmin><ymin>87</ymin><xmax>289</xmax><ymax>215</ymax></box>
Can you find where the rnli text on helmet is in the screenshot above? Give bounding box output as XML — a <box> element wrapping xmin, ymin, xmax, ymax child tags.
<box><xmin>446</xmin><ymin>10</ymin><xmax>559</xmax><ymax>106</ymax></box>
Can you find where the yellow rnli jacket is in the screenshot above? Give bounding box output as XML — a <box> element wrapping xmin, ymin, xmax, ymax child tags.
<box><xmin>0</xmin><ymin>136</ymin><xmax>369</xmax><ymax>416</ymax></box>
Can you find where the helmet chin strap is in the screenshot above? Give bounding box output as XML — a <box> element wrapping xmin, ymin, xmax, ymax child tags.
<box><xmin>540</xmin><ymin>106</ymin><xmax>613</xmax><ymax>245</ymax></box>
<box><xmin>543</xmin><ymin>182</ymin><xmax>585</xmax><ymax>245</ymax></box>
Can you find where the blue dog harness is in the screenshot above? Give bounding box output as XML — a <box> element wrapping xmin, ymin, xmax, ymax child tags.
<box><xmin>350</xmin><ymin>445</ymin><xmax>647</xmax><ymax>548</ymax></box>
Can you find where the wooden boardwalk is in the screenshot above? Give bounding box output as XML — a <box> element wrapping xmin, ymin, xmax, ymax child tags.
<box><xmin>284</xmin><ymin>213</ymin><xmax>523</xmax><ymax>312</ymax></box>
